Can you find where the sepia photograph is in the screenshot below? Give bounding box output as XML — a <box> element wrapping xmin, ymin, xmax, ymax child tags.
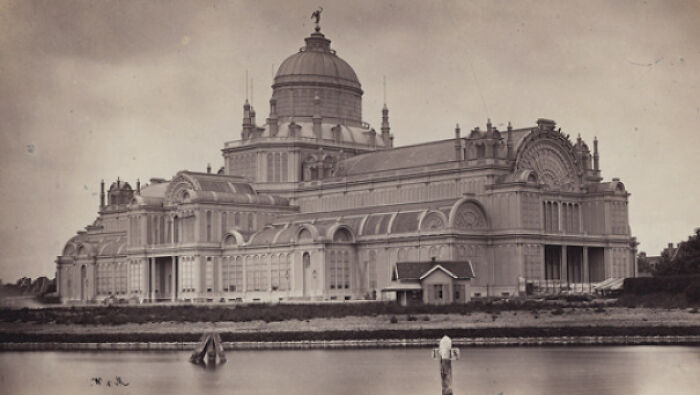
<box><xmin>0</xmin><ymin>0</ymin><xmax>699</xmax><ymax>394</ymax></box>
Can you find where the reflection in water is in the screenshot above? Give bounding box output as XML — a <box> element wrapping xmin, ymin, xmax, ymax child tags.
<box><xmin>0</xmin><ymin>346</ymin><xmax>698</xmax><ymax>395</ymax></box>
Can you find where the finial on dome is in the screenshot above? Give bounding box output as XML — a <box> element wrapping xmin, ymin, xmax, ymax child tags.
<box><xmin>311</xmin><ymin>7</ymin><xmax>323</xmax><ymax>32</ymax></box>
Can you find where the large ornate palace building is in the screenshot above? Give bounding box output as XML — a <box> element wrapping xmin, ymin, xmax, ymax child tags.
<box><xmin>56</xmin><ymin>23</ymin><xmax>636</xmax><ymax>304</ymax></box>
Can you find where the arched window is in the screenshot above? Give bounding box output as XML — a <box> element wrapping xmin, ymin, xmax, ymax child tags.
<box><xmin>333</xmin><ymin>228</ymin><xmax>352</xmax><ymax>242</ymax></box>
<box><xmin>298</xmin><ymin>228</ymin><xmax>312</xmax><ymax>242</ymax></box>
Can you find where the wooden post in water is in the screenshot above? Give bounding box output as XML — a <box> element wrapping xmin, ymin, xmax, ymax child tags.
<box><xmin>190</xmin><ymin>332</ymin><xmax>226</xmax><ymax>366</ymax></box>
<box><xmin>206</xmin><ymin>336</ymin><xmax>216</xmax><ymax>365</ymax></box>
<box><xmin>190</xmin><ymin>333</ymin><xmax>210</xmax><ymax>364</ymax></box>
<box><xmin>433</xmin><ymin>335</ymin><xmax>460</xmax><ymax>395</ymax></box>
<box><xmin>213</xmin><ymin>332</ymin><xmax>227</xmax><ymax>363</ymax></box>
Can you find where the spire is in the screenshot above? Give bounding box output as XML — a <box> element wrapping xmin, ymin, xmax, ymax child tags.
<box><xmin>593</xmin><ymin>136</ymin><xmax>600</xmax><ymax>171</ymax></box>
<box><xmin>100</xmin><ymin>179</ymin><xmax>105</xmax><ymax>209</ymax></box>
<box><xmin>242</xmin><ymin>100</ymin><xmax>252</xmax><ymax>139</ymax></box>
<box><xmin>506</xmin><ymin>121</ymin><xmax>514</xmax><ymax>159</ymax></box>
<box><xmin>381</xmin><ymin>103</ymin><xmax>391</xmax><ymax>146</ymax></box>
<box><xmin>250</xmin><ymin>105</ymin><xmax>257</xmax><ymax>129</ymax></box>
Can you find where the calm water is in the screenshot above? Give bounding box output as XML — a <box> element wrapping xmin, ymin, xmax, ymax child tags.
<box><xmin>0</xmin><ymin>347</ymin><xmax>698</xmax><ymax>394</ymax></box>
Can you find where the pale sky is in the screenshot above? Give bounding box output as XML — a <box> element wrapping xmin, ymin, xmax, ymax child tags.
<box><xmin>1</xmin><ymin>0</ymin><xmax>698</xmax><ymax>282</ymax></box>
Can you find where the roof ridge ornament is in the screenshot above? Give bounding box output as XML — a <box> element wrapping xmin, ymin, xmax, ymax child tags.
<box><xmin>311</xmin><ymin>7</ymin><xmax>323</xmax><ymax>32</ymax></box>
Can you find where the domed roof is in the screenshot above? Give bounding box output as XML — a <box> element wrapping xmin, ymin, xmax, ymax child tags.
<box><xmin>274</xmin><ymin>31</ymin><xmax>361</xmax><ymax>92</ymax></box>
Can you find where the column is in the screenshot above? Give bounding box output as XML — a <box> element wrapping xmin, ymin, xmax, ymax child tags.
<box><xmin>171</xmin><ymin>256</ymin><xmax>177</xmax><ymax>302</ymax></box>
<box><xmin>560</xmin><ymin>245</ymin><xmax>568</xmax><ymax>284</ymax></box>
<box><xmin>582</xmin><ymin>247</ymin><xmax>589</xmax><ymax>283</ymax></box>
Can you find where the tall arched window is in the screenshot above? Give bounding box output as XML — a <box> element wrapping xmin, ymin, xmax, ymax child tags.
<box><xmin>173</xmin><ymin>216</ymin><xmax>179</xmax><ymax>243</ymax></box>
<box><xmin>166</xmin><ymin>218</ymin><xmax>171</xmax><ymax>243</ymax></box>
<box><xmin>368</xmin><ymin>251</ymin><xmax>377</xmax><ymax>289</ymax></box>
<box><xmin>267</xmin><ymin>153</ymin><xmax>273</xmax><ymax>181</ymax></box>
<box><xmin>153</xmin><ymin>216</ymin><xmax>159</xmax><ymax>245</ymax></box>
<box><xmin>281</xmin><ymin>153</ymin><xmax>288</xmax><ymax>182</ymax></box>
<box><xmin>274</xmin><ymin>153</ymin><xmax>281</xmax><ymax>182</ymax></box>
<box><xmin>476</xmin><ymin>144</ymin><xmax>485</xmax><ymax>159</ymax></box>
<box><xmin>342</xmin><ymin>251</ymin><xmax>350</xmax><ymax>289</ymax></box>
<box><xmin>221</xmin><ymin>212</ymin><xmax>227</xmax><ymax>237</ymax></box>
<box><xmin>206</xmin><ymin>211</ymin><xmax>212</xmax><ymax>242</ymax></box>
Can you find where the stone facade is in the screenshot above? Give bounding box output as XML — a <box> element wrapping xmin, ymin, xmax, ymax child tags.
<box><xmin>56</xmin><ymin>26</ymin><xmax>636</xmax><ymax>304</ymax></box>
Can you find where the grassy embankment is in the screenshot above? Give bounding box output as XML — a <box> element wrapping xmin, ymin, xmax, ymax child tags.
<box><xmin>1</xmin><ymin>295</ymin><xmax>698</xmax><ymax>343</ymax></box>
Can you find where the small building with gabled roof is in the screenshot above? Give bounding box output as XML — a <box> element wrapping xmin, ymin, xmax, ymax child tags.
<box><xmin>384</xmin><ymin>258</ymin><xmax>475</xmax><ymax>305</ymax></box>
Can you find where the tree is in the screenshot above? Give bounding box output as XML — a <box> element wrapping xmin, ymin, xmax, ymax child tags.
<box><xmin>653</xmin><ymin>228</ymin><xmax>700</xmax><ymax>276</ymax></box>
<box><xmin>637</xmin><ymin>252</ymin><xmax>652</xmax><ymax>274</ymax></box>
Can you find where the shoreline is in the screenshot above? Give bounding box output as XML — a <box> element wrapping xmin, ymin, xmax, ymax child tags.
<box><xmin>2</xmin><ymin>335</ymin><xmax>700</xmax><ymax>351</ymax></box>
<box><xmin>2</xmin><ymin>324</ymin><xmax>699</xmax><ymax>350</ymax></box>
<box><xmin>3</xmin><ymin>306</ymin><xmax>699</xmax><ymax>351</ymax></box>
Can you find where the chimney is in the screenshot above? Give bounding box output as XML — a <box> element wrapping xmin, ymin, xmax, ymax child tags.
<box><xmin>454</xmin><ymin>123</ymin><xmax>462</xmax><ymax>161</ymax></box>
<box><xmin>593</xmin><ymin>136</ymin><xmax>600</xmax><ymax>171</ymax></box>
<box><xmin>268</xmin><ymin>98</ymin><xmax>279</xmax><ymax>136</ymax></box>
<box><xmin>207</xmin><ymin>163</ymin><xmax>212</xmax><ymax>174</ymax></box>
